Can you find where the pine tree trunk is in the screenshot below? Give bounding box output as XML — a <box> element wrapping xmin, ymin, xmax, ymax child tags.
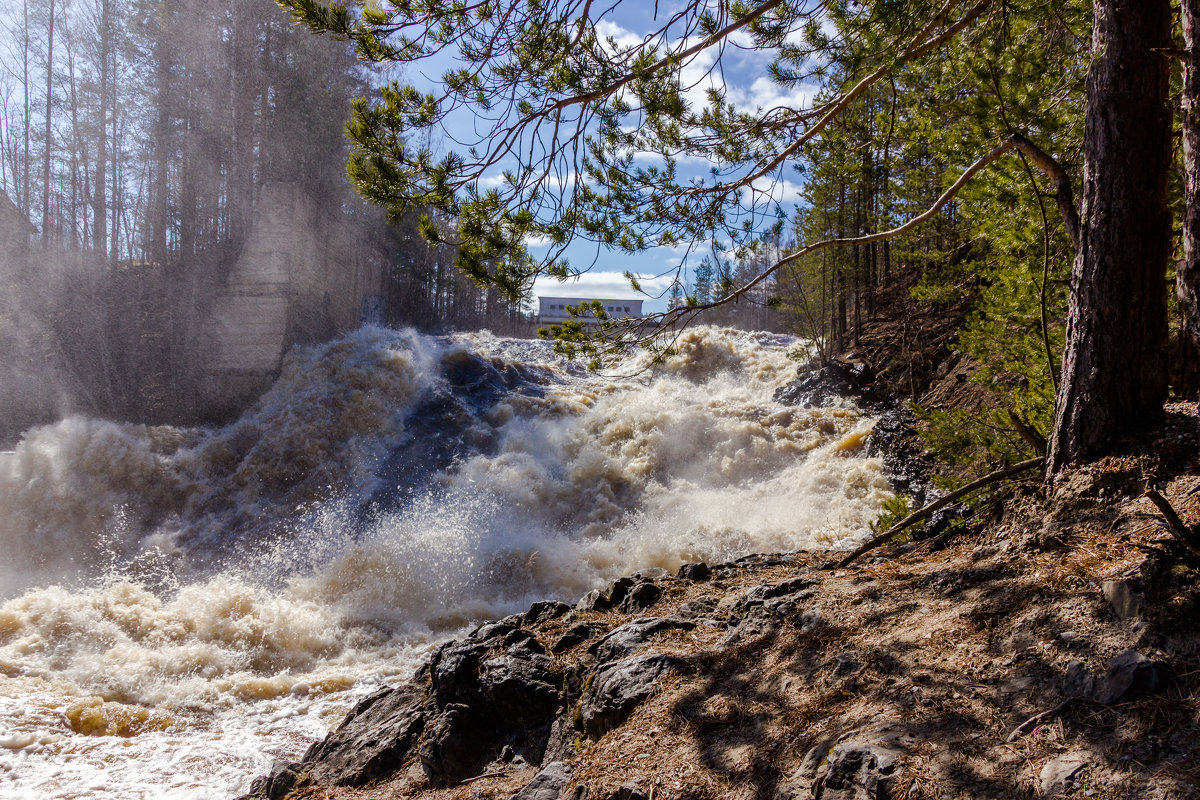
<box><xmin>1180</xmin><ymin>0</ymin><xmax>1200</xmax><ymax>387</ymax></box>
<box><xmin>1047</xmin><ymin>0</ymin><xmax>1172</xmax><ymax>471</ymax></box>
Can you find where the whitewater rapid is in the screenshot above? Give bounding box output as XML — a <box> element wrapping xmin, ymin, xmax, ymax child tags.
<box><xmin>0</xmin><ymin>326</ymin><xmax>892</xmax><ymax>799</ymax></box>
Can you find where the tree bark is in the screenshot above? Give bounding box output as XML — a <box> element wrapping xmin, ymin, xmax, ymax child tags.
<box><xmin>1046</xmin><ymin>0</ymin><xmax>1172</xmax><ymax>471</ymax></box>
<box><xmin>1180</xmin><ymin>0</ymin><xmax>1200</xmax><ymax>388</ymax></box>
<box><xmin>92</xmin><ymin>0</ymin><xmax>112</xmax><ymax>259</ymax></box>
<box><xmin>42</xmin><ymin>0</ymin><xmax>56</xmax><ymax>244</ymax></box>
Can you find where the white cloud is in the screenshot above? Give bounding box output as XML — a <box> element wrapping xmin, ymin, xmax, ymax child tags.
<box><xmin>749</xmin><ymin>174</ymin><xmax>805</xmax><ymax>204</ymax></box>
<box><xmin>533</xmin><ymin>270</ymin><xmax>676</xmax><ymax>301</ymax></box>
<box><xmin>595</xmin><ymin>20</ymin><xmax>644</xmax><ymax>54</ymax></box>
<box><xmin>731</xmin><ymin>76</ymin><xmax>816</xmax><ymax>113</ymax></box>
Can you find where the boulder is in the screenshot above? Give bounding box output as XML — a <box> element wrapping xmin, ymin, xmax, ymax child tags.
<box><xmin>1039</xmin><ymin>752</ymin><xmax>1089</xmax><ymax>796</ymax></box>
<box><xmin>511</xmin><ymin>761</ymin><xmax>574</xmax><ymax>800</ymax></box>
<box><xmin>1101</xmin><ymin>579</ymin><xmax>1143</xmax><ymax>621</ymax></box>
<box><xmin>578</xmin><ymin>577</ymin><xmax>636</xmax><ymax>612</ymax></box>
<box><xmin>1094</xmin><ymin>649</ymin><xmax>1172</xmax><ymax>706</ymax></box>
<box><xmin>676</xmin><ymin>562</ymin><xmax>712</xmax><ymax>582</ymax></box>
<box><xmin>526</xmin><ymin>601</ymin><xmax>572</xmax><ymax>625</ymax></box>
<box><xmin>581</xmin><ymin>653</ymin><xmax>685</xmax><ymax>738</ymax></box>
<box><xmin>618</xmin><ymin>581</ymin><xmax>662</xmax><ymax>613</ymax></box>
<box><xmin>777</xmin><ymin>727</ymin><xmax>907</xmax><ymax>800</ymax></box>
<box><xmin>588</xmin><ymin>618</ymin><xmax>695</xmax><ymax>663</ymax></box>
<box><xmin>552</xmin><ymin>622</ymin><xmax>603</xmax><ymax>653</ymax></box>
<box><xmin>477</xmin><ymin>639</ymin><xmax>561</xmax><ymax>720</ymax></box>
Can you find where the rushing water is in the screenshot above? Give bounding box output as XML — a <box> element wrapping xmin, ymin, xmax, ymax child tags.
<box><xmin>0</xmin><ymin>326</ymin><xmax>892</xmax><ymax>799</ymax></box>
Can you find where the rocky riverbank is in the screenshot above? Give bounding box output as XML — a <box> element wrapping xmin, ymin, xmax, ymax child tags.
<box><xmin>235</xmin><ymin>407</ymin><xmax>1200</xmax><ymax>799</ymax></box>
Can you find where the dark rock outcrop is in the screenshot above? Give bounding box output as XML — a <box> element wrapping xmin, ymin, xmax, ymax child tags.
<box><xmin>774</xmin><ymin>360</ymin><xmax>877</xmax><ymax>408</ymax></box>
<box><xmin>1094</xmin><ymin>649</ymin><xmax>1172</xmax><ymax>706</ymax></box>
<box><xmin>301</xmin><ymin>683</ymin><xmax>430</xmax><ymax>787</ymax></box>
<box><xmin>581</xmin><ymin>653</ymin><xmax>685</xmax><ymax>738</ymax></box>
<box><xmin>588</xmin><ymin>617</ymin><xmax>695</xmax><ymax>663</ymax></box>
<box><xmin>512</xmin><ymin>761</ymin><xmax>574</xmax><ymax>800</ymax></box>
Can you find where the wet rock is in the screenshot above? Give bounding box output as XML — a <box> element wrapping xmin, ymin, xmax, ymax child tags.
<box><xmin>865</xmin><ymin>404</ymin><xmax>935</xmax><ymax>503</ymax></box>
<box><xmin>578</xmin><ymin>577</ymin><xmax>636</xmax><ymax>612</ymax></box>
<box><xmin>676</xmin><ymin>562</ymin><xmax>711</xmax><ymax>581</ymax></box>
<box><xmin>430</xmin><ymin>638</ymin><xmax>486</xmax><ymax>707</ymax></box>
<box><xmin>713</xmin><ymin>553</ymin><xmax>796</xmax><ymax>575</ymax></box>
<box><xmin>511</xmin><ymin>761</ymin><xmax>573</xmax><ymax>800</ymax></box>
<box><xmin>775</xmin><ymin>361</ymin><xmax>875</xmax><ymax>408</ymax></box>
<box><xmin>1039</xmin><ymin>752</ymin><xmax>1088</xmax><ymax>795</ymax></box>
<box><xmin>1102</xmin><ymin>579</ymin><xmax>1143</xmax><ymax>621</ymax></box>
<box><xmin>582</xmin><ymin>653</ymin><xmax>685</xmax><ymax>738</ymax></box>
<box><xmin>618</xmin><ymin>581</ymin><xmax>662</xmax><ymax>613</ymax></box>
<box><xmin>301</xmin><ymin>683</ymin><xmax>431</xmax><ymax>787</ymax></box>
<box><xmin>526</xmin><ymin>601</ymin><xmax>572</xmax><ymax>625</ymax></box>
<box><xmin>552</xmin><ymin>622</ymin><xmax>603</xmax><ymax>654</ymax></box>
<box><xmin>233</xmin><ymin>763</ymin><xmax>306</xmax><ymax>800</ymax></box>
<box><xmin>475</xmin><ymin>620</ymin><xmax>520</xmax><ymax>643</ymax></box>
<box><xmin>418</xmin><ymin>704</ymin><xmax>490</xmax><ymax>784</ymax></box>
<box><xmin>1094</xmin><ymin>649</ymin><xmax>1172</xmax><ymax>706</ymax></box>
<box><xmin>477</xmin><ymin>639</ymin><xmax>561</xmax><ymax>720</ymax></box>
<box><xmin>588</xmin><ymin>618</ymin><xmax>695</xmax><ymax>663</ymax></box>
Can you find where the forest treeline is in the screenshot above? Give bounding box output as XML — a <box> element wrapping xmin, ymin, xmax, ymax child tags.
<box><xmin>0</xmin><ymin>0</ymin><xmax>534</xmax><ymax>437</ymax></box>
<box><xmin>776</xmin><ymin>2</ymin><xmax>1090</xmax><ymax>469</ymax></box>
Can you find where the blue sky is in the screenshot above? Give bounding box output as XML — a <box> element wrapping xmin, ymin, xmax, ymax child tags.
<box><xmin>401</xmin><ymin>2</ymin><xmax>819</xmax><ymax>313</ymax></box>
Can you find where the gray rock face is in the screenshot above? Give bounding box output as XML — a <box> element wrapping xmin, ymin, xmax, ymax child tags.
<box><xmin>1102</xmin><ymin>579</ymin><xmax>1143</xmax><ymax>621</ymax></box>
<box><xmin>723</xmin><ymin>578</ymin><xmax>819</xmax><ymax>643</ymax></box>
<box><xmin>1063</xmin><ymin>660</ymin><xmax>1095</xmax><ymax>698</ymax></box>
<box><xmin>618</xmin><ymin>581</ymin><xmax>662</xmax><ymax>613</ymax></box>
<box><xmin>581</xmin><ymin>653</ymin><xmax>685</xmax><ymax>738</ymax></box>
<box><xmin>1094</xmin><ymin>649</ymin><xmax>1171</xmax><ymax>705</ymax></box>
<box><xmin>552</xmin><ymin>622</ymin><xmax>603</xmax><ymax>653</ymax></box>
<box><xmin>817</xmin><ymin>741</ymin><xmax>898</xmax><ymax>800</ymax></box>
<box><xmin>511</xmin><ymin>761</ymin><xmax>574</xmax><ymax>800</ymax></box>
<box><xmin>588</xmin><ymin>617</ymin><xmax>695</xmax><ymax>663</ymax></box>
<box><xmin>676</xmin><ymin>562</ymin><xmax>712</xmax><ymax>582</ymax></box>
<box><xmin>1039</xmin><ymin>752</ymin><xmax>1089</xmax><ymax>795</ymax></box>
<box><xmin>526</xmin><ymin>601</ymin><xmax>573</xmax><ymax>625</ymax></box>
<box><xmin>777</xmin><ymin>727</ymin><xmax>906</xmax><ymax>800</ymax></box>
<box><xmin>302</xmin><ymin>683</ymin><xmax>431</xmax><ymax>787</ymax></box>
<box><xmin>578</xmin><ymin>577</ymin><xmax>637</xmax><ymax>612</ymax></box>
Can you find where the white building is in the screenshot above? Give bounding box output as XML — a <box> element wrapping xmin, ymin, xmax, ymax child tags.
<box><xmin>538</xmin><ymin>296</ymin><xmax>643</xmax><ymax>325</ymax></box>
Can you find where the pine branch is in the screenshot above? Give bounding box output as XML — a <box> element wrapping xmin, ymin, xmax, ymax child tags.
<box><xmin>836</xmin><ymin>457</ymin><xmax>1046</xmax><ymax>569</ymax></box>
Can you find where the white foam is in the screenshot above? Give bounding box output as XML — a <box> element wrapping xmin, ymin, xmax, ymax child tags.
<box><xmin>0</xmin><ymin>326</ymin><xmax>891</xmax><ymax>798</ymax></box>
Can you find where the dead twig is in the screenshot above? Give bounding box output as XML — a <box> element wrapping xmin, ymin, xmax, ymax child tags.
<box><xmin>1006</xmin><ymin>699</ymin><xmax>1075</xmax><ymax>742</ymax></box>
<box><xmin>459</xmin><ymin>770</ymin><xmax>507</xmax><ymax>785</ymax></box>
<box><xmin>1143</xmin><ymin>489</ymin><xmax>1200</xmax><ymax>561</ymax></box>
<box><xmin>837</xmin><ymin>457</ymin><xmax>1046</xmax><ymax>568</ymax></box>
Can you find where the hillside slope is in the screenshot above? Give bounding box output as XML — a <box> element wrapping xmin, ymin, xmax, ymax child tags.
<box><xmin>236</xmin><ymin>404</ymin><xmax>1200</xmax><ymax>800</ymax></box>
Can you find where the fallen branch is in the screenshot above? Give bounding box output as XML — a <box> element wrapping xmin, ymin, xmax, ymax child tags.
<box><xmin>1143</xmin><ymin>489</ymin><xmax>1200</xmax><ymax>560</ymax></box>
<box><xmin>1006</xmin><ymin>699</ymin><xmax>1074</xmax><ymax>742</ymax></box>
<box><xmin>837</xmin><ymin>457</ymin><xmax>1046</xmax><ymax>568</ymax></box>
<box><xmin>459</xmin><ymin>771</ymin><xmax>506</xmax><ymax>785</ymax></box>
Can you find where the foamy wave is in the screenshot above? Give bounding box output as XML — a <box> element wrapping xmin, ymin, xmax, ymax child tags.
<box><xmin>0</xmin><ymin>325</ymin><xmax>892</xmax><ymax>799</ymax></box>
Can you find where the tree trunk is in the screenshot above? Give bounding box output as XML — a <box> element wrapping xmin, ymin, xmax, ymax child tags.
<box><xmin>42</xmin><ymin>0</ymin><xmax>56</xmax><ymax>244</ymax></box>
<box><xmin>93</xmin><ymin>0</ymin><xmax>112</xmax><ymax>259</ymax></box>
<box><xmin>1180</xmin><ymin>0</ymin><xmax>1200</xmax><ymax>392</ymax></box>
<box><xmin>1047</xmin><ymin>0</ymin><xmax>1172</xmax><ymax>470</ymax></box>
